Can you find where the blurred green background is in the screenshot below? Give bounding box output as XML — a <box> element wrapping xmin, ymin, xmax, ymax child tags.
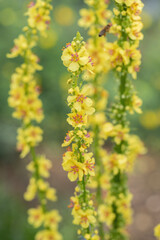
<box><xmin>0</xmin><ymin>0</ymin><xmax>160</xmax><ymax>239</ymax></box>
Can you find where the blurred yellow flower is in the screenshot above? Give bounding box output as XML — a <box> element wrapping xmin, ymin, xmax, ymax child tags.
<box><xmin>142</xmin><ymin>11</ymin><xmax>152</xmax><ymax>29</ymax></box>
<box><xmin>140</xmin><ymin>111</ymin><xmax>160</xmax><ymax>129</ymax></box>
<box><xmin>35</xmin><ymin>229</ymin><xmax>62</xmax><ymax>240</ymax></box>
<box><xmin>98</xmin><ymin>204</ymin><xmax>115</xmax><ymax>226</ymax></box>
<box><xmin>54</xmin><ymin>5</ymin><xmax>75</xmax><ymax>26</ymax></box>
<box><xmin>73</xmin><ymin>209</ymin><xmax>96</xmax><ymax>228</ymax></box>
<box><xmin>44</xmin><ymin>210</ymin><xmax>62</xmax><ymax>229</ymax></box>
<box><xmin>155</xmin><ymin>224</ymin><xmax>160</xmax><ymax>240</ymax></box>
<box><xmin>28</xmin><ymin>206</ymin><xmax>44</xmax><ymax>228</ymax></box>
<box><xmin>24</xmin><ymin>178</ymin><xmax>37</xmax><ymax>201</ymax></box>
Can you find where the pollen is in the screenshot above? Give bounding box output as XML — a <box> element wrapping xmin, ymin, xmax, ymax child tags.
<box><xmin>70</xmin><ymin>165</ymin><xmax>79</xmax><ymax>174</ymax></box>
<box><xmin>80</xmin><ymin>215</ymin><xmax>88</xmax><ymax>224</ymax></box>
<box><xmin>76</xmin><ymin>94</ymin><xmax>86</xmax><ymax>103</ymax></box>
<box><xmin>85</xmin><ymin>161</ymin><xmax>94</xmax><ymax>171</ymax></box>
<box><xmin>70</xmin><ymin>52</ymin><xmax>79</xmax><ymax>62</ymax></box>
<box><xmin>35</xmin><ymin>14</ymin><xmax>43</xmax><ymax>22</ymax></box>
<box><xmin>73</xmin><ymin>114</ymin><xmax>84</xmax><ymax>124</ymax></box>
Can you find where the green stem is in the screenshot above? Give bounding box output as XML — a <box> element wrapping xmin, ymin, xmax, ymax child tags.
<box><xmin>109</xmin><ymin>70</ymin><xmax>129</xmax><ymax>240</ymax></box>
<box><xmin>78</xmin><ymin>135</ymin><xmax>90</xmax><ymax>234</ymax></box>
<box><xmin>30</xmin><ymin>147</ymin><xmax>46</xmax><ymax>212</ymax></box>
<box><xmin>93</xmin><ymin>76</ymin><xmax>105</xmax><ymax>240</ymax></box>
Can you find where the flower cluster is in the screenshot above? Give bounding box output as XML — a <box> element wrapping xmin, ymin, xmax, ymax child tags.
<box><xmin>79</xmin><ymin>0</ymin><xmax>111</xmax><ymax>37</ymax></box>
<box><xmin>78</xmin><ymin>0</ymin><xmax>112</xmax><ymax>238</ymax></box>
<box><xmin>26</xmin><ymin>153</ymin><xmax>62</xmax><ymax>240</ymax></box>
<box><xmin>7</xmin><ymin>1</ymin><xmax>62</xmax><ymax>239</ymax></box>
<box><xmin>98</xmin><ymin>1</ymin><xmax>145</xmax><ymax>239</ymax></box>
<box><xmin>79</xmin><ymin>0</ymin><xmax>112</xmax><ymax>76</ymax></box>
<box><xmin>61</xmin><ymin>32</ymin><xmax>99</xmax><ymax>240</ymax></box>
<box><xmin>107</xmin><ymin>0</ymin><xmax>143</xmax><ymax>79</ymax></box>
<box><xmin>87</xmin><ymin>120</ymin><xmax>146</xmax><ymax>239</ymax></box>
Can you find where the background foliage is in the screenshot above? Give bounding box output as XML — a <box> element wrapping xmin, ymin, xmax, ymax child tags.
<box><xmin>0</xmin><ymin>0</ymin><xmax>160</xmax><ymax>239</ymax></box>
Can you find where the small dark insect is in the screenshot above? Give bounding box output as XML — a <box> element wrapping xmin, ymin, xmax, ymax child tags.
<box><xmin>99</xmin><ymin>23</ymin><xmax>112</xmax><ymax>37</ymax></box>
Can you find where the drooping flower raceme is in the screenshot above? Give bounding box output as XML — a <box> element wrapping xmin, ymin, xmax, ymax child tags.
<box><xmin>61</xmin><ymin>32</ymin><xmax>100</xmax><ymax>240</ymax></box>
<box><xmin>7</xmin><ymin>1</ymin><xmax>62</xmax><ymax>239</ymax></box>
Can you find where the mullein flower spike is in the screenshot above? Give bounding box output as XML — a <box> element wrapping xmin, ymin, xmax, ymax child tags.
<box><xmin>79</xmin><ymin>1</ymin><xmax>112</xmax><ymax>239</ymax></box>
<box><xmin>100</xmin><ymin>0</ymin><xmax>146</xmax><ymax>239</ymax></box>
<box><xmin>61</xmin><ymin>32</ymin><xmax>100</xmax><ymax>240</ymax></box>
<box><xmin>7</xmin><ymin>1</ymin><xmax>62</xmax><ymax>239</ymax></box>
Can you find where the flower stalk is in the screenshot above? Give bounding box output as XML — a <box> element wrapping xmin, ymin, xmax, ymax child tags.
<box><xmin>78</xmin><ymin>1</ymin><xmax>112</xmax><ymax>238</ymax></box>
<box><xmin>100</xmin><ymin>0</ymin><xmax>146</xmax><ymax>239</ymax></box>
<box><xmin>61</xmin><ymin>32</ymin><xmax>100</xmax><ymax>240</ymax></box>
<box><xmin>7</xmin><ymin>1</ymin><xmax>62</xmax><ymax>239</ymax></box>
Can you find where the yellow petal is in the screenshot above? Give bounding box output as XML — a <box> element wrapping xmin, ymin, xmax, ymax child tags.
<box><xmin>68</xmin><ymin>62</ymin><xmax>79</xmax><ymax>72</ymax></box>
<box><xmin>79</xmin><ymin>56</ymin><xmax>89</xmax><ymax>66</ymax></box>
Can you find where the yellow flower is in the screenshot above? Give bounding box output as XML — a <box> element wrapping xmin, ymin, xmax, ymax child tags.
<box><xmin>96</xmin><ymin>7</ymin><xmax>112</xmax><ymax>26</ymax></box>
<box><xmin>28</xmin><ymin>206</ymin><xmax>44</xmax><ymax>228</ymax></box>
<box><xmin>83</xmin><ymin>152</ymin><xmax>95</xmax><ymax>176</ymax></box>
<box><xmin>24</xmin><ymin>178</ymin><xmax>37</xmax><ymax>201</ymax></box>
<box><xmin>67</xmin><ymin>86</ymin><xmax>95</xmax><ymax>115</ymax></box>
<box><xmin>78</xmin><ymin>9</ymin><xmax>95</xmax><ymax>28</ymax></box>
<box><xmin>98</xmin><ymin>204</ymin><xmax>115</xmax><ymax>226</ymax></box>
<box><xmin>44</xmin><ymin>210</ymin><xmax>62</xmax><ymax>229</ymax></box>
<box><xmin>115</xmin><ymin>0</ymin><xmax>135</xmax><ymax>6</ymax></box>
<box><xmin>90</xmin><ymin>112</ymin><xmax>107</xmax><ymax>126</ymax></box>
<box><xmin>119</xmin><ymin>41</ymin><xmax>139</xmax><ymax>65</ymax></box>
<box><xmin>62</xmin><ymin>130</ymin><xmax>74</xmax><ymax>147</ymax></box>
<box><xmin>84</xmin><ymin>0</ymin><xmax>94</xmax><ymax>6</ymax></box>
<box><xmin>128</xmin><ymin>1</ymin><xmax>144</xmax><ymax>20</ymax></box>
<box><xmin>35</xmin><ymin>229</ymin><xmax>62</xmax><ymax>240</ymax></box>
<box><xmin>109</xmin><ymin>153</ymin><xmax>128</xmax><ymax>174</ymax></box>
<box><xmin>37</xmin><ymin>179</ymin><xmax>49</xmax><ymax>191</ymax></box>
<box><xmin>116</xmin><ymin>193</ymin><xmax>132</xmax><ymax>224</ymax></box>
<box><xmin>126</xmin><ymin>134</ymin><xmax>146</xmax><ymax>171</ymax></box>
<box><xmin>73</xmin><ymin>209</ymin><xmax>96</xmax><ymax>228</ymax></box>
<box><xmin>62</xmin><ymin>151</ymin><xmax>85</xmax><ymax>181</ymax></box>
<box><xmin>91</xmin><ymin>234</ymin><xmax>100</xmax><ymax>240</ymax></box>
<box><xmin>8</xmin><ymin>86</ymin><xmax>25</xmax><ymax>108</ymax></box>
<box><xmin>62</xmin><ymin>158</ymin><xmax>84</xmax><ymax>182</ymax></box>
<box><xmin>17</xmin><ymin>127</ymin><xmax>41</xmax><ymax>151</ymax></box>
<box><xmin>68</xmin><ymin>196</ymin><xmax>81</xmax><ymax>212</ymax></box>
<box><xmin>106</xmin><ymin>42</ymin><xmax>123</xmax><ymax>69</ymax></box>
<box><xmin>128</xmin><ymin>60</ymin><xmax>141</xmax><ymax>79</ymax></box>
<box><xmin>67</xmin><ymin>111</ymin><xmax>88</xmax><ymax>128</ymax></box>
<box><xmin>54</xmin><ymin>5</ymin><xmax>75</xmax><ymax>26</ymax></box>
<box><xmin>46</xmin><ymin>187</ymin><xmax>57</xmax><ymax>201</ymax></box>
<box><xmin>129</xmin><ymin>21</ymin><xmax>143</xmax><ymax>40</ymax></box>
<box><xmin>38</xmin><ymin>156</ymin><xmax>52</xmax><ymax>178</ymax></box>
<box><xmin>100</xmin><ymin>174</ymin><xmax>110</xmax><ymax>190</ymax></box>
<box><xmin>140</xmin><ymin>110</ymin><xmax>160</xmax><ymax>129</ymax></box>
<box><xmin>25</xmin><ymin>126</ymin><xmax>43</xmax><ymax>146</ymax></box>
<box><xmin>129</xmin><ymin>95</ymin><xmax>142</xmax><ymax>114</ymax></box>
<box><xmin>17</xmin><ymin>139</ymin><xmax>30</xmax><ymax>159</ymax></box>
<box><xmin>155</xmin><ymin>224</ymin><xmax>160</xmax><ymax>239</ymax></box>
<box><xmin>102</xmin><ymin>122</ymin><xmax>114</xmax><ymax>139</ymax></box>
<box><xmin>113</xmin><ymin>124</ymin><xmax>129</xmax><ymax>145</ymax></box>
<box><xmin>86</xmin><ymin>38</ymin><xmax>110</xmax><ymax>74</ymax></box>
<box><xmin>7</xmin><ymin>34</ymin><xmax>36</xmax><ymax>58</ymax></box>
<box><xmin>26</xmin><ymin>0</ymin><xmax>52</xmax><ymax>34</ymax></box>
<box><xmin>27</xmin><ymin>155</ymin><xmax>52</xmax><ymax>178</ymax></box>
<box><xmin>61</xmin><ymin>44</ymin><xmax>90</xmax><ymax>72</ymax></box>
<box><xmin>96</xmin><ymin>89</ymin><xmax>109</xmax><ymax>111</ymax></box>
